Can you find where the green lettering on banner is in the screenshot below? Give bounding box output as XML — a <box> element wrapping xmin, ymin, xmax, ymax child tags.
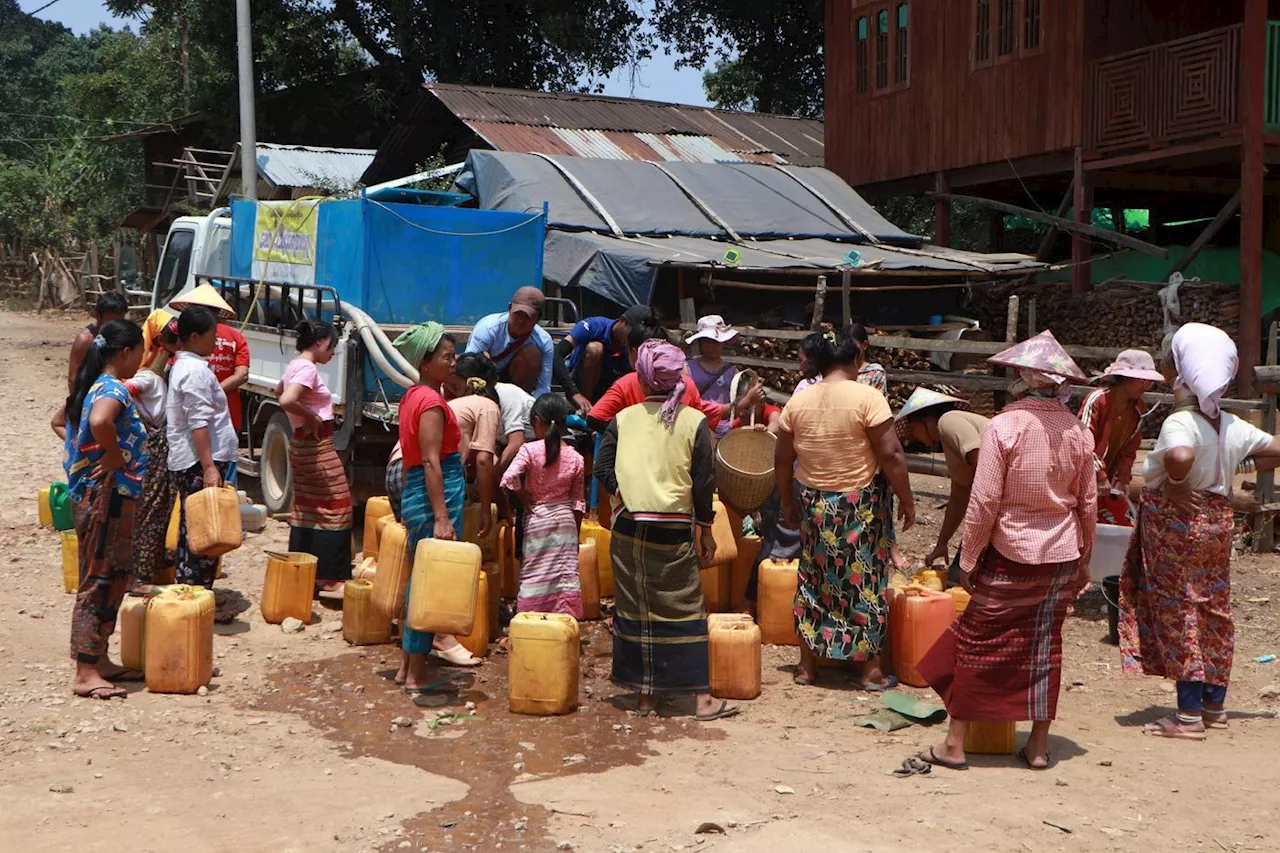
<box><xmin>253</xmin><ymin>201</ymin><xmax>320</xmax><ymax>266</ymax></box>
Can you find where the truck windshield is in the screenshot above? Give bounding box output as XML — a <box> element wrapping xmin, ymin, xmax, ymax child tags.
<box><xmin>155</xmin><ymin>228</ymin><xmax>194</xmax><ymax>309</ymax></box>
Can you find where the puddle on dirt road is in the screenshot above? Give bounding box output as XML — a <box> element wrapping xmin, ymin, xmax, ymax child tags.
<box><xmin>252</xmin><ymin>621</ymin><xmax>722</xmax><ymax>851</ymax></box>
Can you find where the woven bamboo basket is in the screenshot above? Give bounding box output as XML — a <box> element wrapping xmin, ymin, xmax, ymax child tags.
<box><xmin>714</xmin><ymin>369</ymin><xmax>778</xmax><ymax>514</ymax></box>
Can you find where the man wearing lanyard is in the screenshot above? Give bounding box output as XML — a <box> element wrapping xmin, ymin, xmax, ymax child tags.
<box><xmin>465</xmin><ymin>286</ymin><xmax>554</xmax><ymax>398</ymax></box>
<box><xmin>556</xmin><ymin>305</ymin><xmax>651</xmax><ymax>414</ymax></box>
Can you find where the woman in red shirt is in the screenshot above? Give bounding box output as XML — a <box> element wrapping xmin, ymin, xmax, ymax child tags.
<box><xmin>391</xmin><ymin>321</ymin><xmax>464</xmax><ymax>694</ymax></box>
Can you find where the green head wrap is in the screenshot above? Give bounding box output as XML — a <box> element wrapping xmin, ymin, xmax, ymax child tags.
<box><xmin>392</xmin><ymin>321</ymin><xmax>446</xmax><ymax>368</ymax></box>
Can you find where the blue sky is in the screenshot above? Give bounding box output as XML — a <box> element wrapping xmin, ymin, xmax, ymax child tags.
<box><xmin>23</xmin><ymin>0</ymin><xmax>713</xmax><ymax>107</ymax></box>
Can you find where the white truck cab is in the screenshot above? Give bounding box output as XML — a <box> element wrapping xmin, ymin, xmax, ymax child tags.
<box><xmin>150</xmin><ymin>210</ymin><xmax>232</xmax><ymax>312</ymax></box>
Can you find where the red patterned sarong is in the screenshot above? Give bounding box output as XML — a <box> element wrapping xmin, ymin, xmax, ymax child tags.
<box><xmin>917</xmin><ymin>548</ymin><xmax>1079</xmax><ymax>722</ymax></box>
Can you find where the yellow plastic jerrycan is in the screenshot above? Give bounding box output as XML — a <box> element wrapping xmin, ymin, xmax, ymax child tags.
<box><xmin>578</xmin><ymin>541</ymin><xmax>601</xmax><ymax>620</ymax></box>
<box><xmin>946</xmin><ymin>586</ymin><xmax>971</xmax><ymax>619</ymax></box>
<box><xmin>457</xmin><ymin>571</ymin><xmax>492</xmax><ymax>659</ymax></box>
<box><xmin>118</xmin><ymin>593</ymin><xmax>150</xmax><ymax>671</ymax></box>
<box><xmin>580</xmin><ymin>517</ymin><xmax>613</xmax><ymax>597</ymax></box>
<box><xmin>965</xmin><ymin>721</ymin><xmax>1017</xmax><ymax>755</ymax></box>
<box><xmin>709</xmin><ymin>617</ymin><xmax>762</xmax><ymax>700</ymax></box>
<box><xmin>371</xmin><ymin>521</ymin><xmax>412</xmax><ymax>620</ymax></box>
<box><xmin>730</xmin><ymin>534</ymin><xmax>760</xmax><ymax>611</ymax></box>
<box><xmin>700</xmin><ymin>562</ymin><xmax>730</xmax><ymax>613</ymax></box>
<box><xmin>406</xmin><ymin>537</ymin><xmax>482</xmax><ymax>635</ymax></box>
<box><xmin>184</xmin><ymin>486</ymin><xmax>242</xmax><ymax>557</ymax></box>
<box><xmin>757</xmin><ymin>559</ymin><xmax>800</xmax><ymax>646</ymax></box>
<box><xmin>372</xmin><ymin>514</ymin><xmax>394</xmax><ymax>560</ymax></box>
<box><xmin>144</xmin><ymin>585</ymin><xmax>214</xmax><ymax>694</ymax></box>
<box><xmin>165</xmin><ymin>498</ymin><xmax>181</xmax><ymax>554</ymax></box>
<box><xmin>508</xmin><ymin>612</ymin><xmax>580</xmax><ymax>716</ymax></box>
<box><xmin>362</xmin><ymin>496</ymin><xmax>394</xmax><ymax>559</ymax></box>
<box><xmin>463</xmin><ymin>503</ymin><xmax>500</xmax><ymax>562</ymax></box>
<box><xmin>700</xmin><ymin>500</ymin><xmax>739</xmax><ymax>568</ymax></box>
<box><xmin>37</xmin><ymin>486</ymin><xmax>53</xmax><ymax>528</ymax></box>
<box><xmin>260</xmin><ymin>551</ymin><xmax>317</xmax><ymax>625</ymax></box>
<box><xmin>61</xmin><ymin>531</ymin><xmax>79</xmax><ymax>594</ymax></box>
<box><xmin>343</xmin><ymin>579</ymin><xmax>392</xmax><ymax>646</ymax></box>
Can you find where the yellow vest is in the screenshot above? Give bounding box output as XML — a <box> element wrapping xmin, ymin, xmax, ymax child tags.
<box><xmin>613</xmin><ymin>401</ymin><xmax>705</xmax><ymax>518</ymax></box>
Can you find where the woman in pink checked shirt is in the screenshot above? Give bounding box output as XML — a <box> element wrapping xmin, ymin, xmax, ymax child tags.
<box><xmin>916</xmin><ymin>331</ymin><xmax>1098</xmax><ymax>773</ymax></box>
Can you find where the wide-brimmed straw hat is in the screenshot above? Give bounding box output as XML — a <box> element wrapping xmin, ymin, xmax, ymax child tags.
<box><xmin>685</xmin><ymin>314</ymin><xmax>738</xmax><ymax>345</ymax></box>
<box><xmin>987</xmin><ymin>330</ymin><xmax>1088</xmax><ymax>383</ymax></box>
<box><xmin>168</xmin><ymin>283</ymin><xmax>235</xmax><ymax>321</ymax></box>
<box><xmin>1095</xmin><ymin>349</ymin><xmax>1164</xmax><ymax>383</ymax></box>
<box><xmin>893</xmin><ymin>388</ymin><xmax>968</xmax><ymax>444</ymax></box>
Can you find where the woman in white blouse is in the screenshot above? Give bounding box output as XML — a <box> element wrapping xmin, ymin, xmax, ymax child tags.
<box><xmin>166</xmin><ymin>305</ymin><xmax>239</xmax><ymax>588</ymax></box>
<box><xmin>1120</xmin><ymin>323</ymin><xmax>1280</xmax><ymax>740</ymax></box>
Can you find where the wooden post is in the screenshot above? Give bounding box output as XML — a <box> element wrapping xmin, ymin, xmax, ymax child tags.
<box><xmin>1035</xmin><ymin>180</ymin><xmax>1075</xmax><ymax>262</ymax></box>
<box><xmin>840</xmin><ymin>270</ymin><xmax>851</xmax><ymax>327</ymax></box>
<box><xmin>1027</xmin><ymin>297</ymin><xmax>1037</xmax><ymax>336</ymax></box>
<box><xmin>996</xmin><ymin>294</ymin><xmax>1020</xmax><ymax>409</ymax></box>
<box><xmin>811</xmin><ymin>275</ymin><xmax>828</xmax><ymax>330</ymax></box>
<box><xmin>1256</xmin><ymin>321</ymin><xmax>1278</xmax><ymax>553</ymax></box>
<box><xmin>677</xmin><ymin>268</ymin><xmax>697</xmax><ymax>327</ymax></box>
<box><xmin>1071</xmin><ymin>147</ymin><xmax>1092</xmax><ymax>295</ymax></box>
<box><xmin>934</xmin><ymin>172</ymin><xmax>951</xmax><ymax>248</ymax></box>
<box><xmin>1240</xmin><ymin>0</ymin><xmax>1267</xmax><ymax>397</ymax></box>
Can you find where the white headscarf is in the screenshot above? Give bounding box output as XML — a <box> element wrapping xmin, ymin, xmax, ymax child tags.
<box><xmin>1171</xmin><ymin>323</ymin><xmax>1237</xmax><ymax>418</ymax></box>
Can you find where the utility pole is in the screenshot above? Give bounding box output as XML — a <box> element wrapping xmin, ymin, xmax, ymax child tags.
<box><xmin>235</xmin><ymin>0</ymin><xmax>257</xmax><ymax>200</ymax></box>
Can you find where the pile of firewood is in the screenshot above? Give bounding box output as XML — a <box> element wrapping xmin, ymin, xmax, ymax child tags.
<box><xmin>968</xmin><ymin>280</ymin><xmax>1241</xmax><ymax>366</ymax></box>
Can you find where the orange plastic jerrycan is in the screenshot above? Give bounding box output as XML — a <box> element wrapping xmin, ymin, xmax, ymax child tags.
<box><xmin>709</xmin><ymin>617</ymin><xmax>762</xmax><ymax>700</ymax></box>
<box><xmin>890</xmin><ymin>588</ymin><xmax>954</xmax><ymax>688</ymax></box>
<box><xmin>371</xmin><ymin>521</ymin><xmax>412</xmax><ymax>620</ymax></box>
<box><xmin>463</xmin><ymin>503</ymin><xmax>500</xmax><ymax>562</ymax></box>
<box><xmin>457</xmin><ymin>571</ymin><xmax>492</xmax><ymax>659</ymax></box>
<box><xmin>343</xmin><ymin>578</ymin><xmax>392</xmax><ymax>646</ymax></box>
<box><xmin>60</xmin><ymin>531</ymin><xmax>79</xmax><ymax>594</ymax></box>
<box><xmin>578</xmin><ymin>541</ymin><xmax>601</xmax><ymax>620</ymax></box>
<box><xmin>730</xmin><ymin>534</ymin><xmax>761</xmax><ymax>610</ymax></box>
<box><xmin>118</xmin><ymin>593</ymin><xmax>150</xmax><ymax>671</ymax></box>
<box><xmin>757</xmin><ymin>559</ymin><xmax>800</xmax><ymax>646</ymax></box>
<box><xmin>964</xmin><ymin>721</ymin><xmax>1017</xmax><ymax>755</ymax></box>
<box><xmin>184</xmin><ymin>486</ymin><xmax>242</xmax><ymax>557</ymax></box>
<box><xmin>700</xmin><ymin>500</ymin><xmax>739</xmax><ymax>568</ymax></box>
<box><xmin>700</xmin><ymin>562</ymin><xmax>730</xmax><ymax>613</ymax></box>
<box><xmin>144</xmin><ymin>585</ymin><xmax>214</xmax><ymax>694</ymax></box>
<box><xmin>260</xmin><ymin>551</ymin><xmax>317</xmax><ymax>625</ymax></box>
<box><xmin>406</xmin><ymin>538</ymin><xmax>482</xmax><ymax>635</ymax></box>
<box><xmin>508</xmin><ymin>612</ymin><xmax>580</xmax><ymax>715</ymax></box>
<box><xmin>362</xmin><ymin>496</ymin><xmax>393</xmax><ymax>559</ymax></box>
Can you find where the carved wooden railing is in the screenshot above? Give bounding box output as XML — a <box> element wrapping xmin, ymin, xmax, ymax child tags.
<box><xmin>1086</xmin><ymin>24</ymin><xmax>1242</xmax><ymax>154</ymax></box>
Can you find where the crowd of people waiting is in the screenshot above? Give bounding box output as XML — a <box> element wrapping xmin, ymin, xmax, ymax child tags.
<box><xmin>53</xmin><ymin>285</ymin><xmax>1280</xmax><ymax>766</ymax></box>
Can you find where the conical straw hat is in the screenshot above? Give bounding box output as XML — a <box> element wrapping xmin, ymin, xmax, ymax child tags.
<box><xmin>987</xmin><ymin>330</ymin><xmax>1087</xmax><ymax>382</ymax></box>
<box><xmin>894</xmin><ymin>387</ymin><xmax>969</xmax><ymax>422</ymax></box>
<box><xmin>168</xmin><ymin>283</ymin><xmax>235</xmax><ymax>321</ymax></box>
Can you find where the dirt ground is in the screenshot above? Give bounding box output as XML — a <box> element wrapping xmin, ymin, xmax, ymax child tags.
<box><xmin>3</xmin><ymin>309</ymin><xmax>1280</xmax><ymax>853</ymax></box>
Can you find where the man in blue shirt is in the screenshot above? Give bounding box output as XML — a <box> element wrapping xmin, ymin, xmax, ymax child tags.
<box><xmin>555</xmin><ymin>304</ymin><xmax>652</xmax><ymax>413</ymax></box>
<box><xmin>465</xmin><ymin>286</ymin><xmax>555</xmax><ymax>397</ymax></box>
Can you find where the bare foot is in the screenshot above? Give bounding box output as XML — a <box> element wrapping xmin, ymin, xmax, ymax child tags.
<box><xmin>73</xmin><ymin>666</ymin><xmax>126</xmax><ymax>700</ymax></box>
<box><xmin>636</xmin><ymin>694</ymin><xmax>660</xmax><ymax>716</ymax></box>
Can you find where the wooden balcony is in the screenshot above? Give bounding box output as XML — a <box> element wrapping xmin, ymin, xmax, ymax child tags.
<box><xmin>1085</xmin><ymin>23</ymin><xmax>1280</xmax><ymax>156</ymax></box>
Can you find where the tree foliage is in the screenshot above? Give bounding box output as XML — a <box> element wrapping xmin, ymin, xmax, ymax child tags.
<box><xmin>654</xmin><ymin>0</ymin><xmax>823</xmax><ymax>117</ymax></box>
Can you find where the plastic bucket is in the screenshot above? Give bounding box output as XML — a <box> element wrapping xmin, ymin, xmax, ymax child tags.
<box><xmin>1087</xmin><ymin>523</ymin><xmax>1133</xmax><ymax>583</ymax></box>
<box><xmin>1103</xmin><ymin>576</ymin><xmax>1120</xmax><ymax>645</ymax></box>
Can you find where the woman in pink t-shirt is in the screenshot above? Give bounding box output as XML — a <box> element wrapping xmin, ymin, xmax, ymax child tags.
<box><xmin>278</xmin><ymin>320</ymin><xmax>352</xmax><ymax>596</ymax></box>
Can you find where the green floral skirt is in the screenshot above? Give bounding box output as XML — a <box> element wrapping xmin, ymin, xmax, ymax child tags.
<box><xmin>795</xmin><ymin>475</ymin><xmax>893</xmax><ymax>660</ymax></box>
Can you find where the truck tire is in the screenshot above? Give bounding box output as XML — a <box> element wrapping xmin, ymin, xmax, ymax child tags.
<box><xmin>261</xmin><ymin>412</ymin><xmax>294</xmax><ymax>516</ymax></box>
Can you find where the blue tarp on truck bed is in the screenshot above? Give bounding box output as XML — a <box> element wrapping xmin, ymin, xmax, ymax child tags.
<box><xmin>229</xmin><ymin>196</ymin><xmax>545</xmax><ymax>326</ymax></box>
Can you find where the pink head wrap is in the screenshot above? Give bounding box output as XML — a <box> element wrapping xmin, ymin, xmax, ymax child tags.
<box><xmin>1171</xmin><ymin>323</ymin><xmax>1237</xmax><ymax>418</ymax></box>
<box><xmin>635</xmin><ymin>339</ymin><xmax>688</xmax><ymax>428</ymax></box>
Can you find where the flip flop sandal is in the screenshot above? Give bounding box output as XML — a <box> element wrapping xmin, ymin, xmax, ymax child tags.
<box><xmin>1142</xmin><ymin>717</ymin><xmax>1207</xmax><ymax>741</ymax></box>
<box><xmin>1203</xmin><ymin>712</ymin><xmax>1229</xmax><ymax>730</ymax></box>
<box><xmin>105</xmin><ymin>668</ymin><xmax>144</xmax><ymax>683</ymax></box>
<box><xmin>695</xmin><ymin>699</ymin><xmax>741</xmax><ymax>722</ymax></box>
<box><xmin>859</xmin><ymin>676</ymin><xmax>900</xmax><ymax>693</ymax></box>
<box><xmin>412</xmin><ymin>693</ymin><xmax>453</xmax><ymax>708</ymax></box>
<box><xmin>1017</xmin><ymin>748</ymin><xmax>1051</xmax><ymax>770</ymax></box>
<box><xmin>75</xmin><ymin>685</ymin><xmax>127</xmax><ymax>700</ymax></box>
<box><xmin>793</xmin><ymin>671</ymin><xmax>816</xmax><ymax>686</ymax></box>
<box><xmin>892</xmin><ymin>757</ymin><xmax>933</xmax><ymax>778</ymax></box>
<box><xmin>430</xmin><ymin>645</ymin><xmax>483</xmax><ymax>667</ymax></box>
<box><xmin>918</xmin><ymin>746</ymin><xmax>968</xmax><ymax>771</ymax></box>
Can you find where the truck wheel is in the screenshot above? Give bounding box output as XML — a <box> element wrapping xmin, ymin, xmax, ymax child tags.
<box><xmin>261</xmin><ymin>412</ymin><xmax>294</xmax><ymax>516</ymax></box>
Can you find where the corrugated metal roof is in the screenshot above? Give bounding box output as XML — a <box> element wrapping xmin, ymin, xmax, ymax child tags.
<box><xmin>427</xmin><ymin>83</ymin><xmax>823</xmax><ymax>167</ymax></box>
<box><xmin>254</xmin><ymin>143</ymin><xmax>376</xmax><ymax>189</ymax></box>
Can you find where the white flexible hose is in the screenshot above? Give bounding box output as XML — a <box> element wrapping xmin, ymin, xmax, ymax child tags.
<box><xmin>341</xmin><ymin>302</ymin><xmax>419</xmax><ymax>387</ymax></box>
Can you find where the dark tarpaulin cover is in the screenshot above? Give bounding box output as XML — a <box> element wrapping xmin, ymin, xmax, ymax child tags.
<box><xmin>456</xmin><ymin>150</ymin><xmax>921</xmax><ymax>244</ymax></box>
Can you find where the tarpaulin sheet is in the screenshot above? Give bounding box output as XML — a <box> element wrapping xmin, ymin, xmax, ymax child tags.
<box><xmin>540</xmin><ymin>231</ymin><xmax>1044</xmax><ymax>309</ymax></box>
<box><xmin>457</xmin><ymin>150</ymin><xmax>922</xmax><ymax>244</ymax></box>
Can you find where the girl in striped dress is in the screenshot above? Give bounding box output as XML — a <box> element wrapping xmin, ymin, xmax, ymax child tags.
<box><xmin>500</xmin><ymin>394</ymin><xmax>585</xmax><ymax>616</ymax></box>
